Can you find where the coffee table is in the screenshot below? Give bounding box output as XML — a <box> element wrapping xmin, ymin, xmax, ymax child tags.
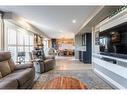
<box><xmin>42</xmin><ymin>77</ymin><xmax>88</xmax><ymax>89</ymax></box>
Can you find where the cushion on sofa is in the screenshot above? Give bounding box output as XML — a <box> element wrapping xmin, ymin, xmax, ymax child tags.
<box><xmin>8</xmin><ymin>59</ymin><xmax>16</xmax><ymax>72</ymax></box>
<box><xmin>3</xmin><ymin>68</ymin><xmax>34</xmax><ymax>86</ymax></box>
<box><xmin>0</xmin><ymin>52</ymin><xmax>11</xmax><ymax>62</ymax></box>
<box><xmin>0</xmin><ymin>60</ymin><xmax>11</xmax><ymax>77</ymax></box>
<box><xmin>44</xmin><ymin>59</ymin><xmax>55</xmax><ymax>64</ymax></box>
<box><xmin>15</xmin><ymin>63</ymin><xmax>33</xmax><ymax>70</ymax></box>
<box><xmin>45</xmin><ymin>55</ymin><xmax>55</xmax><ymax>59</ymax></box>
<box><xmin>0</xmin><ymin>79</ymin><xmax>18</xmax><ymax>89</ymax></box>
<box><xmin>0</xmin><ymin>72</ymin><xmax>2</xmax><ymax>79</ymax></box>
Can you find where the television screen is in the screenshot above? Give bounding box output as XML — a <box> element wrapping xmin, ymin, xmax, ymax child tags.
<box><xmin>99</xmin><ymin>22</ymin><xmax>127</xmax><ymax>55</ymax></box>
<box><xmin>111</xmin><ymin>32</ymin><xmax>120</xmax><ymax>43</ymax></box>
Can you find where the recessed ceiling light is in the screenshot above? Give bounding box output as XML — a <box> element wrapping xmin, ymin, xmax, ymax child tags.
<box><xmin>27</xmin><ymin>28</ymin><xmax>30</xmax><ymax>31</ymax></box>
<box><xmin>72</xmin><ymin>19</ymin><xmax>76</xmax><ymax>24</ymax></box>
<box><xmin>59</xmin><ymin>30</ymin><xmax>63</xmax><ymax>32</ymax></box>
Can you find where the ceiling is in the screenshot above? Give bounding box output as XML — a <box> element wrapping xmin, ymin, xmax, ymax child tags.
<box><xmin>0</xmin><ymin>6</ymin><xmax>100</xmax><ymax>39</ymax></box>
<box><xmin>78</xmin><ymin>6</ymin><xmax>120</xmax><ymax>34</ymax></box>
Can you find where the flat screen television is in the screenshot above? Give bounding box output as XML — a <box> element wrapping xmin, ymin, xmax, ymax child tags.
<box><xmin>99</xmin><ymin>22</ymin><xmax>127</xmax><ymax>56</ymax></box>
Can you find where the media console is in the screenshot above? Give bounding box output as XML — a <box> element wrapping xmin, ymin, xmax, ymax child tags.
<box><xmin>100</xmin><ymin>52</ymin><xmax>127</xmax><ymax>60</ymax></box>
<box><xmin>92</xmin><ymin>53</ymin><xmax>127</xmax><ymax>89</ymax></box>
<box><xmin>92</xmin><ymin>8</ymin><xmax>127</xmax><ymax>89</ymax></box>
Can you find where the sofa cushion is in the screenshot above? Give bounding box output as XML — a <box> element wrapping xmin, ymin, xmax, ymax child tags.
<box><xmin>8</xmin><ymin>59</ymin><xmax>15</xmax><ymax>72</ymax></box>
<box><xmin>0</xmin><ymin>52</ymin><xmax>11</xmax><ymax>62</ymax></box>
<box><xmin>45</xmin><ymin>55</ymin><xmax>55</xmax><ymax>59</ymax></box>
<box><xmin>3</xmin><ymin>68</ymin><xmax>34</xmax><ymax>87</ymax></box>
<box><xmin>0</xmin><ymin>60</ymin><xmax>11</xmax><ymax>77</ymax></box>
<box><xmin>0</xmin><ymin>79</ymin><xmax>18</xmax><ymax>89</ymax></box>
<box><xmin>44</xmin><ymin>59</ymin><xmax>55</xmax><ymax>72</ymax></box>
<box><xmin>0</xmin><ymin>72</ymin><xmax>2</xmax><ymax>79</ymax></box>
<box><xmin>44</xmin><ymin>59</ymin><xmax>55</xmax><ymax>64</ymax></box>
<box><xmin>15</xmin><ymin>63</ymin><xmax>33</xmax><ymax>70</ymax></box>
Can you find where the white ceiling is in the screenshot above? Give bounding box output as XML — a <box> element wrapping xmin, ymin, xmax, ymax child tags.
<box><xmin>0</xmin><ymin>6</ymin><xmax>100</xmax><ymax>39</ymax></box>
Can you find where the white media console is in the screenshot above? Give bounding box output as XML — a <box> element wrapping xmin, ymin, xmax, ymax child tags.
<box><xmin>92</xmin><ymin>8</ymin><xmax>127</xmax><ymax>89</ymax></box>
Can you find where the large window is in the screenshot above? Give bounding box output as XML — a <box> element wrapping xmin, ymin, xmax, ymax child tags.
<box><xmin>7</xmin><ymin>28</ymin><xmax>34</xmax><ymax>62</ymax></box>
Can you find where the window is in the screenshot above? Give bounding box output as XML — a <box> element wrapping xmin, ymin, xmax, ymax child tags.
<box><xmin>7</xmin><ymin>28</ymin><xmax>34</xmax><ymax>62</ymax></box>
<box><xmin>8</xmin><ymin>29</ymin><xmax>16</xmax><ymax>45</ymax></box>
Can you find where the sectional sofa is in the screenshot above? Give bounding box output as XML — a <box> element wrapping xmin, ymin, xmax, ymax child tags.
<box><xmin>0</xmin><ymin>52</ymin><xmax>35</xmax><ymax>89</ymax></box>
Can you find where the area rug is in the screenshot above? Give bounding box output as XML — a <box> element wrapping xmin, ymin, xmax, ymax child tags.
<box><xmin>33</xmin><ymin>69</ymin><xmax>114</xmax><ymax>89</ymax></box>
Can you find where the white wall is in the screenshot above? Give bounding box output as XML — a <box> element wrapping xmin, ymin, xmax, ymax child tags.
<box><xmin>59</xmin><ymin>43</ymin><xmax>74</xmax><ymax>50</ymax></box>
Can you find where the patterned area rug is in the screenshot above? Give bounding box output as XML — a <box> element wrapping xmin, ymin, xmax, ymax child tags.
<box><xmin>33</xmin><ymin>69</ymin><xmax>114</xmax><ymax>89</ymax></box>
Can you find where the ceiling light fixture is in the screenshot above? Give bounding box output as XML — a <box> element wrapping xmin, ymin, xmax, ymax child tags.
<box><xmin>72</xmin><ymin>19</ymin><xmax>76</xmax><ymax>24</ymax></box>
<box><xmin>59</xmin><ymin>30</ymin><xmax>63</xmax><ymax>32</ymax></box>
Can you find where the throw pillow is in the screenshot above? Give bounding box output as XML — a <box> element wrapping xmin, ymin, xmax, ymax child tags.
<box><xmin>8</xmin><ymin>59</ymin><xmax>16</xmax><ymax>72</ymax></box>
<box><xmin>0</xmin><ymin>72</ymin><xmax>2</xmax><ymax>78</ymax></box>
<box><xmin>0</xmin><ymin>60</ymin><xmax>11</xmax><ymax>77</ymax></box>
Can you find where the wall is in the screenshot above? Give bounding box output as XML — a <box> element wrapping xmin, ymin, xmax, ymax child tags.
<box><xmin>56</xmin><ymin>39</ymin><xmax>74</xmax><ymax>50</ymax></box>
<box><xmin>51</xmin><ymin>38</ymin><xmax>74</xmax><ymax>50</ymax></box>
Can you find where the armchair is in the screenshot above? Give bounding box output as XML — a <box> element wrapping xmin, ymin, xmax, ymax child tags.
<box><xmin>30</xmin><ymin>49</ymin><xmax>55</xmax><ymax>74</ymax></box>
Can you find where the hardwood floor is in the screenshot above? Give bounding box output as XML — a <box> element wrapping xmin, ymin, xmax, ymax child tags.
<box><xmin>42</xmin><ymin>76</ymin><xmax>88</xmax><ymax>89</ymax></box>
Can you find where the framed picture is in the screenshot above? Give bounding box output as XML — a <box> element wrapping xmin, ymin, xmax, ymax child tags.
<box><xmin>82</xmin><ymin>34</ymin><xmax>86</xmax><ymax>46</ymax></box>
